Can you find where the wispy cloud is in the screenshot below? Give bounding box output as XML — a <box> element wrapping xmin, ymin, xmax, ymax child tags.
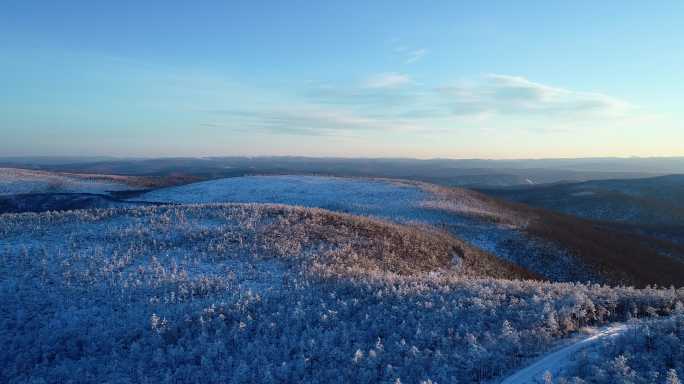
<box><xmin>203</xmin><ymin>74</ymin><xmax>635</xmax><ymax>137</ymax></box>
<box><xmin>308</xmin><ymin>73</ymin><xmax>630</xmax><ymax>120</ymax></box>
<box><xmin>205</xmin><ymin>107</ymin><xmax>418</xmax><ymax>136</ymax></box>
<box><xmin>301</xmin><ymin>72</ymin><xmax>419</xmax><ymax>111</ymax></box>
<box><xmin>405</xmin><ymin>49</ymin><xmax>428</xmax><ymax>64</ymax></box>
<box><xmin>438</xmin><ymin>74</ymin><xmax>631</xmax><ymax>117</ymax></box>
<box><xmin>364</xmin><ymin>72</ymin><xmax>412</xmax><ymax>88</ymax></box>
<box><xmin>304</xmin><ymin>82</ymin><xmax>418</xmax><ymax>109</ymax></box>
<box><xmin>394</xmin><ymin>45</ymin><xmax>429</xmax><ymax>64</ymax></box>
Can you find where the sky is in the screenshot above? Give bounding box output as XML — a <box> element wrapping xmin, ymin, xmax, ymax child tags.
<box><xmin>1</xmin><ymin>1</ymin><xmax>683</xmax><ymax>159</ymax></box>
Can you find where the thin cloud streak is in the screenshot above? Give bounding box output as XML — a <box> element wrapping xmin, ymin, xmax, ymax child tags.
<box><xmin>439</xmin><ymin>74</ymin><xmax>632</xmax><ymax>117</ymax></box>
<box><xmin>305</xmin><ymin>73</ymin><xmax>633</xmax><ymax>121</ymax></box>
<box><xmin>405</xmin><ymin>49</ymin><xmax>428</xmax><ymax>64</ymax></box>
<box><xmin>201</xmin><ymin>74</ymin><xmax>636</xmax><ymax>137</ymax></box>
<box><xmin>205</xmin><ymin>108</ymin><xmax>421</xmax><ymax>136</ymax></box>
<box><xmin>393</xmin><ymin>44</ymin><xmax>429</xmax><ymax>64</ymax></box>
<box><xmin>364</xmin><ymin>73</ymin><xmax>412</xmax><ymax>88</ymax></box>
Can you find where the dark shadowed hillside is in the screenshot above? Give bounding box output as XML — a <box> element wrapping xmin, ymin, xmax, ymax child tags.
<box><xmin>480</xmin><ymin>175</ymin><xmax>684</xmax><ymax>225</ymax></box>
<box><xmin>427</xmin><ymin>184</ymin><xmax>684</xmax><ymax>288</ymax></box>
<box><xmin>479</xmin><ymin>175</ymin><xmax>684</xmax><ymax>245</ymax></box>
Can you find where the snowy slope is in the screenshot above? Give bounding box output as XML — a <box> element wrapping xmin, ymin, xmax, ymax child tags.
<box><xmin>136</xmin><ymin>175</ymin><xmax>428</xmax><ymax>218</ymax></box>
<box><xmin>0</xmin><ymin>168</ymin><xmax>134</xmax><ymax>195</ymax></box>
<box><xmin>2</xmin><ymin>204</ymin><xmax>681</xmax><ymax>383</ymax></box>
<box><xmin>135</xmin><ymin>175</ymin><xmax>596</xmax><ymax>282</ymax></box>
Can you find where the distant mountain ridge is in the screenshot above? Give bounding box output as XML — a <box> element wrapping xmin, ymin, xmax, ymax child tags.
<box><xmin>2</xmin><ymin>156</ymin><xmax>678</xmax><ymax>187</ymax></box>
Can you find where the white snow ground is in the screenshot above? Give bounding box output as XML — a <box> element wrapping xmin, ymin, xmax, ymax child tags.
<box><xmin>0</xmin><ymin>168</ymin><xmax>133</xmax><ymax>195</ymax></box>
<box><xmin>135</xmin><ymin>175</ymin><xmax>426</xmax><ymax>219</ymax></box>
<box><xmin>135</xmin><ymin>175</ymin><xmax>597</xmax><ymax>282</ymax></box>
<box><xmin>499</xmin><ymin>324</ymin><xmax>628</xmax><ymax>384</ymax></box>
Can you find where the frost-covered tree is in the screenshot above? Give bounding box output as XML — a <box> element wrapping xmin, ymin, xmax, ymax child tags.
<box><xmin>666</xmin><ymin>369</ymin><xmax>681</xmax><ymax>384</ymax></box>
<box><xmin>543</xmin><ymin>371</ymin><xmax>553</xmax><ymax>384</ymax></box>
<box><xmin>1</xmin><ymin>204</ymin><xmax>682</xmax><ymax>383</ymax></box>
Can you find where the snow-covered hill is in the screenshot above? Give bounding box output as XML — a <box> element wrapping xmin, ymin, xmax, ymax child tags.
<box><xmin>0</xmin><ymin>168</ymin><xmax>136</xmax><ymax>195</ymax></box>
<box><xmin>1</xmin><ymin>204</ymin><xmax>681</xmax><ymax>383</ymax></box>
<box><xmin>134</xmin><ymin>175</ymin><xmax>595</xmax><ymax>283</ymax></box>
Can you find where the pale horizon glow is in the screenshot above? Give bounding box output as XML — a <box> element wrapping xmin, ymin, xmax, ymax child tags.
<box><xmin>1</xmin><ymin>1</ymin><xmax>682</xmax><ymax>159</ymax></box>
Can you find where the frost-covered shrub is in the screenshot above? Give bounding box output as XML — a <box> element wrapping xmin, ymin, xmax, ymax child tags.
<box><xmin>557</xmin><ymin>314</ymin><xmax>684</xmax><ymax>383</ymax></box>
<box><xmin>134</xmin><ymin>175</ymin><xmax>599</xmax><ymax>283</ymax></box>
<box><xmin>1</xmin><ymin>204</ymin><xmax>682</xmax><ymax>383</ymax></box>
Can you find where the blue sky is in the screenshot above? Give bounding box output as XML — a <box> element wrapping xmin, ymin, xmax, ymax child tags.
<box><xmin>1</xmin><ymin>1</ymin><xmax>682</xmax><ymax>158</ymax></box>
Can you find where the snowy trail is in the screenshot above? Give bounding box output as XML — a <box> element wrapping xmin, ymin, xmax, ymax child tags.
<box><xmin>499</xmin><ymin>324</ymin><xmax>628</xmax><ymax>383</ymax></box>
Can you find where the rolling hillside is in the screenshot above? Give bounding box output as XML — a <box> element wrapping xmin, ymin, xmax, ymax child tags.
<box><xmin>479</xmin><ymin>174</ymin><xmax>684</xmax><ymax>227</ymax></box>
<box><xmin>1</xmin><ymin>204</ymin><xmax>681</xmax><ymax>383</ymax></box>
<box><xmin>134</xmin><ymin>176</ymin><xmax>596</xmax><ymax>283</ymax></box>
<box><xmin>0</xmin><ymin>168</ymin><xmax>137</xmax><ymax>195</ymax></box>
<box><xmin>135</xmin><ymin>175</ymin><xmax>684</xmax><ymax>287</ymax></box>
<box><xmin>0</xmin><ymin>168</ymin><xmax>196</xmax><ymax>214</ymax></box>
<box><xmin>2</xmin><ymin>168</ymin><xmax>683</xmax><ymax>287</ymax></box>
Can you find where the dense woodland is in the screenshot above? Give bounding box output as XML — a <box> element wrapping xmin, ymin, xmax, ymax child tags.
<box><xmin>1</xmin><ymin>205</ymin><xmax>682</xmax><ymax>383</ymax></box>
